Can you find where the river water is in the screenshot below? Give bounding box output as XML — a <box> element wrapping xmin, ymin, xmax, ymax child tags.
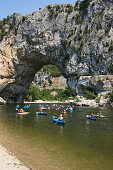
<box><xmin>0</xmin><ymin>104</ymin><xmax>113</xmax><ymax>170</ymax></box>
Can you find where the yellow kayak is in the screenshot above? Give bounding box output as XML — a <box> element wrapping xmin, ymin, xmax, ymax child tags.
<box><xmin>17</xmin><ymin>112</ymin><xmax>29</xmax><ymax>115</ymax></box>
<box><xmin>94</xmin><ymin>115</ymin><xmax>106</xmax><ymax>118</ymax></box>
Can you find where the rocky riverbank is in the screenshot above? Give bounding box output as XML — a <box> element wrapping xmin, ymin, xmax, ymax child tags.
<box><xmin>0</xmin><ymin>144</ymin><xmax>29</xmax><ymax>170</ymax></box>
<box><xmin>0</xmin><ymin>97</ymin><xmax>6</xmax><ymax>104</ymax></box>
<box><xmin>24</xmin><ymin>98</ymin><xmax>113</xmax><ymax>108</ymax></box>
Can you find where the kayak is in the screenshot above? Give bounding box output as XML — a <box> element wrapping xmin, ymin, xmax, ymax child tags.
<box><xmin>17</xmin><ymin>112</ymin><xmax>29</xmax><ymax>115</ymax></box>
<box><xmin>99</xmin><ymin>115</ymin><xmax>106</xmax><ymax>118</ymax></box>
<box><xmin>16</xmin><ymin>106</ymin><xmax>20</xmax><ymax>110</ymax></box>
<box><xmin>69</xmin><ymin>109</ymin><xmax>73</xmax><ymax>112</ymax></box>
<box><xmin>36</xmin><ymin>112</ymin><xmax>47</xmax><ymax>115</ymax></box>
<box><xmin>88</xmin><ymin>116</ymin><xmax>96</xmax><ymax>120</ymax></box>
<box><xmin>86</xmin><ymin>115</ymin><xmax>96</xmax><ymax>120</ymax></box>
<box><xmin>53</xmin><ymin>116</ymin><xmax>65</xmax><ymax>125</ymax></box>
<box><xmin>94</xmin><ymin>115</ymin><xmax>106</xmax><ymax>118</ymax></box>
<box><xmin>23</xmin><ymin>106</ymin><xmax>30</xmax><ymax>109</ymax></box>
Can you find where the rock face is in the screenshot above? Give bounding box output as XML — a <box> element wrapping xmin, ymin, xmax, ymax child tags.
<box><xmin>68</xmin><ymin>75</ymin><xmax>113</xmax><ymax>95</ymax></box>
<box><xmin>33</xmin><ymin>72</ymin><xmax>67</xmax><ymax>89</ymax></box>
<box><xmin>0</xmin><ymin>97</ymin><xmax>6</xmax><ymax>104</ymax></box>
<box><xmin>0</xmin><ymin>0</ymin><xmax>113</xmax><ymax>103</ymax></box>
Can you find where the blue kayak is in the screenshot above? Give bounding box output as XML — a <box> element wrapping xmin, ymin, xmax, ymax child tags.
<box><xmin>88</xmin><ymin>116</ymin><xmax>96</xmax><ymax>120</ymax></box>
<box><xmin>53</xmin><ymin>116</ymin><xmax>65</xmax><ymax>125</ymax></box>
<box><xmin>36</xmin><ymin>112</ymin><xmax>47</xmax><ymax>115</ymax></box>
<box><xmin>24</xmin><ymin>106</ymin><xmax>30</xmax><ymax>109</ymax></box>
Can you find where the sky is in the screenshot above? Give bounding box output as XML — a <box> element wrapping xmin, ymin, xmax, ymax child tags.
<box><xmin>0</xmin><ymin>0</ymin><xmax>77</xmax><ymax>20</ymax></box>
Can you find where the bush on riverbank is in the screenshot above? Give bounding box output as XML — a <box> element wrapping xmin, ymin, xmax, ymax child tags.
<box><xmin>110</xmin><ymin>91</ymin><xmax>113</xmax><ymax>102</ymax></box>
<box><xmin>85</xmin><ymin>90</ymin><xmax>97</xmax><ymax>100</ymax></box>
<box><xmin>25</xmin><ymin>85</ymin><xmax>75</xmax><ymax>101</ymax></box>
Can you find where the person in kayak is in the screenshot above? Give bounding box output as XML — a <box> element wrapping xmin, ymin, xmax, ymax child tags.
<box><xmin>18</xmin><ymin>109</ymin><xmax>24</xmax><ymax>113</ymax></box>
<box><xmin>91</xmin><ymin>113</ymin><xmax>94</xmax><ymax>118</ymax></box>
<box><xmin>98</xmin><ymin>111</ymin><xmax>102</xmax><ymax>117</ymax></box>
<box><xmin>63</xmin><ymin>110</ymin><xmax>66</xmax><ymax>115</ymax></box>
<box><xmin>59</xmin><ymin>114</ymin><xmax>63</xmax><ymax>121</ymax></box>
<box><xmin>99</xmin><ymin>111</ymin><xmax>103</xmax><ymax>116</ymax></box>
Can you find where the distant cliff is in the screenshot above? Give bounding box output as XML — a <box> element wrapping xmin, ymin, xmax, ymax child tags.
<box><xmin>33</xmin><ymin>72</ymin><xmax>67</xmax><ymax>89</ymax></box>
<box><xmin>0</xmin><ymin>0</ymin><xmax>113</xmax><ymax>103</ymax></box>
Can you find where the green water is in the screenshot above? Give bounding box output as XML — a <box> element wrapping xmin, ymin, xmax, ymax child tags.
<box><xmin>0</xmin><ymin>104</ymin><xmax>113</xmax><ymax>170</ymax></box>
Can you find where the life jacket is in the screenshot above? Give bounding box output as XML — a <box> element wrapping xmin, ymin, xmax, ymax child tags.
<box><xmin>59</xmin><ymin>116</ymin><xmax>63</xmax><ymax>120</ymax></box>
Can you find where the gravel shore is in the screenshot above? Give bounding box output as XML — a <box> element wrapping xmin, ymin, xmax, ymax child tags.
<box><xmin>0</xmin><ymin>144</ymin><xmax>29</xmax><ymax>170</ymax></box>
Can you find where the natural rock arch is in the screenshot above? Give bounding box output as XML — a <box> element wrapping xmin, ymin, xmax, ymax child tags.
<box><xmin>0</xmin><ymin>1</ymin><xmax>113</xmax><ymax>103</ymax></box>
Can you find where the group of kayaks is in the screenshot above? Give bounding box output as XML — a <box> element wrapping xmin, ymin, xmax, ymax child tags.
<box><xmin>16</xmin><ymin>105</ymin><xmax>66</xmax><ymax>125</ymax></box>
<box><xmin>16</xmin><ymin>105</ymin><xmax>31</xmax><ymax>115</ymax></box>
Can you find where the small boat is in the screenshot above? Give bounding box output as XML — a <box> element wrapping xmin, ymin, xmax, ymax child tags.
<box><xmin>36</xmin><ymin>112</ymin><xmax>47</xmax><ymax>115</ymax></box>
<box><xmin>53</xmin><ymin>116</ymin><xmax>65</xmax><ymax>125</ymax></box>
<box><xmin>16</xmin><ymin>105</ymin><xmax>20</xmax><ymax>110</ymax></box>
<box><xmin>23</xmin><ymin>106</ymin><xmax>30</xmax><ymax>109</ymax></box>
<box><xmin>87</xmin><ymin>115</ymin><xmax>96</xmax><ymax>120</ymax></box>
<box><xmin>94</xmin><ymin>115</ymin><xmax>106</xmax><ymax>118</ymax></box>
<box><xmin>17</xmin><ymin>112</ymin><xmax>29</xmax><ymax>115</ymax></box>
<box><xmin>99</xmin><ymin>115</ymin><xmax>106</xmax><ymax>118</ymax></box>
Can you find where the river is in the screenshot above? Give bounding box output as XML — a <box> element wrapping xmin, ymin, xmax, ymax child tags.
<box><xmin>0</xmin><ymin>104</ymin><xmax>113</xmax><ymax>170</ymax></box>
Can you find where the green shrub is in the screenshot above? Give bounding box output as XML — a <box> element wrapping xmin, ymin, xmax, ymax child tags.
<box><xmin>74</xmin><ymin>1</ymin><xmax>79</xmax><ymax>9</ymax></box>
<box><xmin>105</xmin><ymin>93</ymin><xmax>109</xmax><ymax>99</ymax></box>
<box><xmin>9</xmin><ymin>24</ymin><xmax>14</xmax><ymax>30</ymax></box>
<box><xmin>85</xmin><ymin>90</ymin><xmax>97</xmax><ymax>100</ymax></box>
<box><xmin>47</xmin><ymin>5</ymin><xmax>51</xmax><ymax>10</ymax></box>
<box><xmin>75</xmin><ymin>97</ymin><xmax>81</xmax><ymax>102</ymax></box>
<box><xmin>105</xmin><ymin>28</ymin><xmax>110</xmax><ymax>34</ymax></box>
<box><xmin>25</xmin><ymin>85</ymin><xmax>75</xmax><ymax>101</ymax></box>
<box><xmin>71</xmin><ymin>44</ymin><xmax>76</xmax><ymax>50</ymax></box>
<box><xmin>78</xmin><ymin>35</ymin><xmax>83</xmax><ymax>41</ymax></box>
<box><xmin>99</xmin><ymin>54</ymin><xmax>103</xmax><ymax>58</ymax></box>
<box><xmin>105</xmin><ymin>21</ymin><xmax>112</xmax><ymax>34</ymax></box>
<box><xmin>40</xmin><ymin>64</ymin><xmax>61</xmax><ymax>77</ymax></box>
<box><xmin>73</xmin><ymin>34</ymin><xmax>82</xmax><ymax>41</ymax></box>
<box><xmin>96</xmin><ymin>23</ymin><xmax>102</xmax><ymax>30</ymax></box>
<box><xmin>49</xmin><ymin>9</ymin><xmax>55</xmax><ymax>18</ymax></box>
<box><xmin>110</xmin><ymin>91</ymin><xmax>113</xmax><ymax>102</ymax></box>
<box><xmin>99</xmin><ymin>35</ymin><xmax>104</xmax><ymax>41</ymax></box>
<box><xmin>55</xmin><ymin>5</ymin><xmax>60</xmax><ymax>12</ymax></box>
<box><xmin>0</xmin><ymin>31</ymin><xmax>7</xmax><ymax>41</ymax></box>
<box><xmin>108</xmin><ymin>64</ymin><xmax>113</xmax><ymax>73</ymax></box>
<box><xmin>84</xmin><ymin>25</ymin><xmax>89</xmax><ymax>34</ymax></box>
<box><xmin>25</xmin><ymin>84</ymin><xmax>40</xmax><ymax>101</ymax></box>
<box><xmin>73</xmin><ymin>36</ymin><xmax>77</xmax><ymax>42</ymax></box>
<box><xmin>75</xmin><ymin>14</ymin><xmax>81</xmax><ymax>23</ymax></box>
<box><xmin>0</xmin><ymin>18</ymin><xmax>9</xmax><ymax>41</ymax></box>
<box><xmin>96</xmin><ymin>97</ymin><xmax>100</xmax><ymax>103</ymax></box>
<box><xmin>108</xmin><ymin>45</ymin><xmax>113</xmax><ymax>52</ymax></box>
<box><xmin>65</xmin><ymin>4</ymin><xmax>73</xmax><ymax>13</ymax></box>
<box><xmin>22</xmin><ymin>16</ymin><xmax>26</xmax><ymax>22</ymax></box>
<box><xmin>2</xmin><ymin>18</ymin><xmax>8</xmax><ymax>24</ymax></box>
<box><xmin>105</xmin><ymin>42</ymin><xmax>109</xmax><ymax>47</ymax></box>
<box><xmin>79</xmin><ymin>0</ymin><xmax>90</xmax><ymax>15</ymax></box>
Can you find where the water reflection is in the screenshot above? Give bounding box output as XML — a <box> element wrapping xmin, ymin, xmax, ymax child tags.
<box><xmin>59</xmin><ymin>125</ymin><xmax>64</xmax><ymax>136</ymax></box>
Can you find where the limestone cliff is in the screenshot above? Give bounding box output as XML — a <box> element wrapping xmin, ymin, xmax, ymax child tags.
<box><xmin>0</xmin><ymin>0</ymin><xmax>113</xmax><ymax>103</ymax></box>
<box><xmin>33</xmin><ymin>72</ymin><xmax>67</xmax><ymax>89</ymax></box>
